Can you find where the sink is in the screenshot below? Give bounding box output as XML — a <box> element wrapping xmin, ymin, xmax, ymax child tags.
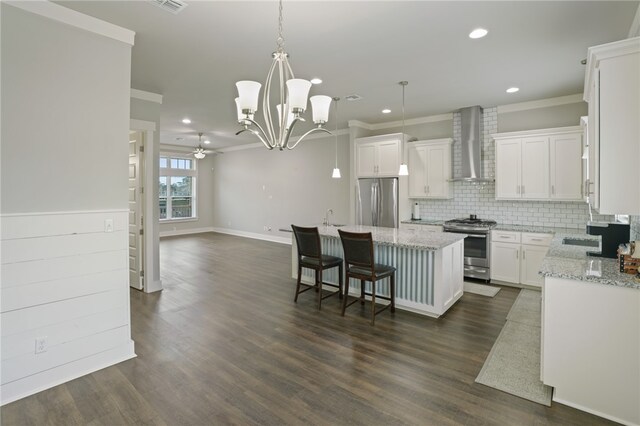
<box><xmin>562</xmin><ymin>238</ymin><xmax>599</xmax><ymax>248</ymax></box>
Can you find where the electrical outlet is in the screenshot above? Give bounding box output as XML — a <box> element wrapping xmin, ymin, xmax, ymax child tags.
<box><xmin>35</xmin><ymin>337</ymin><xmax>47</xmax><ymax>354</ymax></box>
<box><xmin>104</xmin><ymin>219</ymin><xmax>114</xmax><ymax>233</ymax></box>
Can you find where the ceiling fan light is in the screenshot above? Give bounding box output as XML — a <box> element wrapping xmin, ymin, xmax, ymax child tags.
<box><xmin>310</xmin><ymin>95</ymin><xmax>331</xmax><ymax>124</ymax></box>
<box><xmin>194</xmin><ymin>151</ymin><xmax>206</xmax><ymax>159</ymax></box>
<box><xmin>286</xmin><ymin>79</ymin><xmax>311</xmax><ymax>111</ymax></box>
<box><xmin>235</xmin><ymin>81</ymin><xmax>261</xmax><ymax>113</ymax></box>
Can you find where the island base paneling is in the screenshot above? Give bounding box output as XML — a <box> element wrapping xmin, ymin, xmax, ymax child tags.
<box><xmin>292</xmin><ymin>237</ymin><xmax>464</xmax><ymax>318</ymax></box>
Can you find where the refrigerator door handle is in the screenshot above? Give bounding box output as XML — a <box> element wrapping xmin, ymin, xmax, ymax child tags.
<box><xmin>371</xmin><ymin>182</ymin><xmax>378</xmax><ymax>226</ymax></box>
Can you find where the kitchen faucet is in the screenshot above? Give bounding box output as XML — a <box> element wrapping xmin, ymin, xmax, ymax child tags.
<box><xmin>323</xmin><ymin>209</ymin><xmax>334</xmax><ymax>226</ymax></box>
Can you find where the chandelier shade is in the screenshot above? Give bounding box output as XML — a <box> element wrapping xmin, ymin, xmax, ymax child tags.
<box><xmin>234</xmin><ymin>0</ymin><xmax>332</xmax><ymax>150</ymax></box>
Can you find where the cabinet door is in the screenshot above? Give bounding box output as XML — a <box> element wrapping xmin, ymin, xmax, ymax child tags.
<box><xmin>550</xmin><ymin>133</ymin><xmax>583</xmax><ymax>200</ymax></box>
<box><xmin>356</xmin><ymin>144</ymin><xmax>377</xmax><ymax>177</ymax></box>
<box><xmin>587</xmin><ymin>72</ymin><xmax>600</xmax><ymax>210</ymax></box>
<box><xmin>376</xmin><ymin>140</ymin><xmax>401</xmax><ymax>176</ymax></box>
<box><xmin>425</xmin><ymin>144</ymin><xmax>450</xmax><ymax>198</ymax></box>
<box><xmin>520</xmin><ymin>244</ymin><xmax>549</xmax><ymax>287</ymax></box>
<box><xmin>495</xmin><ymin>139</ymin><xmax>522</xmax><ymax>199</ymax></box>
<box><xmin>490</xmin><ymin>242</ymin><xmax>520</xmax><ymax>283</ymax></box>
<box><xmin>521</xmin><ymin>136</ymin><xmax>549</xmax><ymax>199</ymax></box>
<box><xmin>407</xmin><ymin>145</ymin><xmax>427</xmax><ymax>197</ymax></box>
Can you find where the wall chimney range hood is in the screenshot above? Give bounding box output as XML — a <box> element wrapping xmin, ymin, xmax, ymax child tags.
<box><xmin>450</xmin><ymin>106</ymin><xmax>494</xmax><ymax>183</ymax></box>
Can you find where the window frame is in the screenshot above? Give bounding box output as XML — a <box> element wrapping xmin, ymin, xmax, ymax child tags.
<box><xmin>159</xmin><ymin>153</ymin><xmax>198</xmax><ymax>222</ymax></box>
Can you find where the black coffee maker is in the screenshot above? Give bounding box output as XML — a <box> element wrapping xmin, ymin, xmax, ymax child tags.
<box><xmin>586</xmin><ymin>222</ymin><xmax>631</xmax><ymax>258</ymax></box>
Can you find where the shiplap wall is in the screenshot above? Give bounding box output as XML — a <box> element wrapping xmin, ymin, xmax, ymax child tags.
<box><xmin>0</xmin><ymin>211</ymin><xmax>135</xmax><ymax>404</ymax></box>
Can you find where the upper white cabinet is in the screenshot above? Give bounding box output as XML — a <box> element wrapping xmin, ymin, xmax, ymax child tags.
<box><xmin>355</xmin><ymin>134</ymin><xmax>402</xmax><ymax>177</ymax></box>
<box><xmin>407</xmin><ymin>139</ymin><xmax>452</xmax><ymax>199</ymax></box>
<box><xmin>584</xmin><ymin>37</ymin><xmax>640</xmax><ymax>214</ymax></box>
<box><xmin>493</xmin><ymin>127</ymin><xmax>583</xmax><ymax>201</ymax></box>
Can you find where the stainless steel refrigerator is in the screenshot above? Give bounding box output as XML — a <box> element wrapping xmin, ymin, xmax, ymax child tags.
<box><xmin>356</xmin><ymin>178</ymin><xmax>399</xmax><ymax>228</ymax></box>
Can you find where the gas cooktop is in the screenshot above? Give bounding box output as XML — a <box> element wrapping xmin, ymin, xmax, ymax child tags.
<box><xmin>444</xmin><ymin>216</ymin><xmax>497</xmax><ymax>232</ymax></box>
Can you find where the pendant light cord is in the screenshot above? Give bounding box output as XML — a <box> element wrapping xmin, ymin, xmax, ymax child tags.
<box><xmin>400</xmin><ymin>81</ymin><xmax>408</xmax><ymax>162</ymax></box>
<box><xmin>276</xmin><ymin>0</ymin><xmax>284</xmax><ymax>52</ymax></box>
<box><xmin>334</xmin><ymin>97</ymin><xmax>340</xmax><ymax>167</ymax></box>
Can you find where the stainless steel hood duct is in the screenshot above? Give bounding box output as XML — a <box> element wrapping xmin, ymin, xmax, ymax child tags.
<box><xmin>450</xmin><ymin>106</ymin><xmax>494</xmax><ymax>183</ymax></box>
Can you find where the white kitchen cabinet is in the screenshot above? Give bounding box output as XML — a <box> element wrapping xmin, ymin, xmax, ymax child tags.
<box><xmin>584</xmin><ymin>37</ymin><xmax>640</xmax><ymax>214</ymax></box>
<box><xmin>491</xmin><ymin>231</ymin><xmax>551</xmax><ymax>287</ymax></box>
<box><xmin>407</xmin><ymin>139</ymin><xmax>452</xmax><ymax>198</ymax></box>
<box><xmin>550</xmin><ymin>133</ymin><xmax>583</xmax><ymax>200</ymax></box>
<box><xmin>494</xmin><ymin>126</ymin><xmax>582</xmax><ymax>201</ymax></box>
<box><xmin>355</xmin><ymin>134</ymin><xmax>403</xmax><ymax>178</ymax></box>
<box><xmin>400</xmin><ymin>223</ymin><xmax>443</xmax><ymax>233</ymax></box>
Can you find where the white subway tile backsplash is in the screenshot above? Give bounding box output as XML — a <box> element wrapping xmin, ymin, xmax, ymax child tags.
<box><xmin>415</xmin><ymin>107</ymin><xmax>614</xmax><ymax>229</ymax></box>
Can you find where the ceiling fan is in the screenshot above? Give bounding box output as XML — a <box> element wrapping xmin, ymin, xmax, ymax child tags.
<box><xmin>192</xmin><ymin>133</ymin><xmax>222</xmax><ymax>159</ymax></box>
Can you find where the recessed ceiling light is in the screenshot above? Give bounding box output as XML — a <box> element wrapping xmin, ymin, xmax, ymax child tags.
<box><xmin>382</xmin><ymin>109</ymin><xmax>391</xmax><ymax>114</ymax></box>
<box><xmin>310</xmin><ymin>78</ymin><xmax>322</xmax><ymax>85</ymax></box>
<box><xmin>182</xmin><ymin>118</ymin><xmax>191</xmax><ymax>124</ymax></box>
<box><xmin>204</xmin><ymin>139</ymin><xmax>211</xmax><ymax>144</ymax></box>
<box><xmin>506</xmin><ymin>87</ymin><xmax>520</xmax><ymax>93</ymax></box>
<box><xmin>469</xmin><ymin>28</ymin><xmax>488</xmax><ymax>39</ymax></box>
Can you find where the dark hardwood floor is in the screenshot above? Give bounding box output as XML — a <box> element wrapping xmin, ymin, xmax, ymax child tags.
<box><xmin>2</xmin><ymin>232</ymin><xmax>614</xmax><ymax>425</ymax></box>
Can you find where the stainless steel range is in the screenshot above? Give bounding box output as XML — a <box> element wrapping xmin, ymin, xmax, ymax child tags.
<box><xmin>443</xmin><ymin>215</ymin><xmax>497</xmax><ymax>281</ymax></box>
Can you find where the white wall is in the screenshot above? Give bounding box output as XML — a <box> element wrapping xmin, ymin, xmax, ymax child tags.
<box><xmin>0</xmin><ymin>3</ymin><xmax>135</xmax><ymax>404</ymax></box>
<box><xmin>211</xmin><ymin>133</ymin><xmax>350</xmax><ymax>242</ymax></box>
<box><xmin>498</xmin><ymin>101</ymin><xmax>588</xmax><ymax>133</ymax></box>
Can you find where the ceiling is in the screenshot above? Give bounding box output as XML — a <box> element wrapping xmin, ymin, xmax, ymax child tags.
<box><xmin>57</xmin><ymin>1</ymin><xmax>638</xmax><ymax>149</ymax></box>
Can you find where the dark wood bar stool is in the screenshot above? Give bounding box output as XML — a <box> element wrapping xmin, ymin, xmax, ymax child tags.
<box><xmin>338</xmin><ymin>230</ymin><xmax>396</xmax><ymax>325</ymax></box>
<box><xmin>291</xmin><ymin>225</ymin><xmax>343</xmax><ymax>310</ymax></box>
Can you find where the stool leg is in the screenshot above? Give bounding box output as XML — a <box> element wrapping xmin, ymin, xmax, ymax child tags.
<box><xmin>371</xmin><ymin>279</ymin><xmax>376</xmax><ymax>326</ymax></box>
<box><xmin>360</xmin><ymin>280</ymin><xmax>366</xmax><ymax>305</ymax></box>
<box><xmin>338</xmin><ymin>264</ymin><xmax>344</xmax><ymax>299</ymax></box>
<box><xmin>390</xmin><ymin>273</ymin><xmax>396</xmax><ymax>313</ymax></box>
<box><xmin>317</xmin><ymin>269</ymin><xmax>323</xmax><ymax>310</ymax></box>
<box><xmin>341</xmin><ymin>275</ymin><xmax>349</xmax><ymax>316</ymax></box>
<box><xmin>294</xmin><ymin>263</ymin><xmax>303</xmax><ymax>302</ymax></box>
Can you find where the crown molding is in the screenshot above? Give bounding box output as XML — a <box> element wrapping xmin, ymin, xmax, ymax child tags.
<box><xmin>5</xmin><ymin>0</ymin><xmax>135</xmax><ymax>46</ymax></box>
<box><xmin>131</xmin><ymin>89</ymin><xmax>163</xmax><ymax>104</ymax></box>
<box><xmin>348</xmin><ymin>120</ymin><xmax>375</xmax><ymax>130</ymax></box>
<box><xmin>497</xmin><ymin>93</ymin><xmax>584</xmax><ymax>114</ymax></box>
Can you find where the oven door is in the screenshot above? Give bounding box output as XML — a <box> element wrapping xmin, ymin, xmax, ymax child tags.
<box><xmin>463</xmin><ymin>233</ymin><xmax>489</xmax><ymax>268</ymax></box>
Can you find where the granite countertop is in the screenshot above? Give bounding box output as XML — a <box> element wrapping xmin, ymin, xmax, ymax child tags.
<box><xmin>539</xmin><ymin>230</ymin><xmax>640</xmax><ymax>290</ymax></box>
<box><xmin>400</xmin><ymin>218</ymin><xmax>445</xmax><ymax>226</ymax></box>
<box><xmin>316</xmin><ymin>224</ymin><xmax>465</xmax><ymax>251</ymax></box>
<box><xmin>493</xmin><ymin>224</ymin><xmax>589</xmax><ymax>234</ymax></box>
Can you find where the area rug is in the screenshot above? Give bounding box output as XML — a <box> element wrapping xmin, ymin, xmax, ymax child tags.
<box><xmin>475</xmin><ymin>289</ymin><xmax>552</xmax><ymax>406</ymax></box>
<box><xmin>506</xmin><ymin>289</ymin><xmax>541</xmax><ymax>327</ymax></box>
<box><xmin>463</xmin><ymin>281</ymin><xmax>501</xmax><ymax>297</ymax></box>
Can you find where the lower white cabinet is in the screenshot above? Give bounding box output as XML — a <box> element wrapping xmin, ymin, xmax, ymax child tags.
<box><xmin>491</xmin><ymin>231</ymin><xmax>551</xmax><ymax>287</ymax></box>
<box><xmin>400</xmin><ymin>223</ymin><xmax>443</xmax><ymax>233</ymax></box>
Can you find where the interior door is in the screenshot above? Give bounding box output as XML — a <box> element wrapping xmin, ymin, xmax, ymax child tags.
<box><xmin>129</xmin><ymin>131</ymin><xmax>144</xmax><ymax>290</ymax></box>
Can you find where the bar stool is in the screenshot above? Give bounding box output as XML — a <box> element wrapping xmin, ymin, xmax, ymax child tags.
<box><xmin>291</xmin><ymin>225</ymin><xmax>343</xmax><ymax>310</ymax></box>
<box><xmin>338</xmin><ymin>230</ymin><xmax>396</xmax><ymax>325</ymax></box>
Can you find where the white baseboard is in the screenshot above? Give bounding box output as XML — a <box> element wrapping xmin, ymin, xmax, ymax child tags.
<box><xmin>552</xmin><ymin>396</ymin><xmax>639</xmax><ymax>426</ymax></box>
<box><xmin>211</xmin><ymin>227</ymin><xmax>291</xmax><ymax>245</ymax></box>
<box><xmin>145</xmin><ymin>279</ymin><xmax>163</xmax><ymax>293</ymax></box>
<box><xmin>159</xmin><ymin>227</ymin><xmax>215</xmax><ymax>238</ymax></box>
<box><xmin>1</xmin><ymin>340</ymin><xmax>136</xmax><ymax>406</ymax></box>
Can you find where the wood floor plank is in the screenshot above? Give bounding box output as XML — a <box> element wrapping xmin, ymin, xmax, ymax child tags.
<box><xmin>1</xmin><ymin>232</ymin><xmax>615</xmax><ymax>425</ymax></box>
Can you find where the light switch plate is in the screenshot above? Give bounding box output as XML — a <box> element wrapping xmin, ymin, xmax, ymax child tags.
<box><xmin>104</xmin><ymin>219</ymin><xmax>114</xmax><ymax>233</ymax></box>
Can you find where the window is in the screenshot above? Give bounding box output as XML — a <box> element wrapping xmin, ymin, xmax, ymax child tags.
<box><xmin>160</xmin><ymin>155</ymin><xmax>197</xmax><ymax>220</ymax></box>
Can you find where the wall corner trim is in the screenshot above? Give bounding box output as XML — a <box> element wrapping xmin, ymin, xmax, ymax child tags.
<box><xmin>496</xmin><ymin>93</ymin><xmax>584</xmax><ymax>114</ymax></box>
<box><xmin>131</xmin><ymin>89</ymin><xmax>163</xmax><ymax>104</ymax></box>
<box><xmin>5</xmin><ymin>1</ymin><xmax>135</xmax><ymax>46</ymax></box>
<box><xmin>629</xmin><ymin>4</ymin><xmax>640</xmax><ymax>38</ymax></box>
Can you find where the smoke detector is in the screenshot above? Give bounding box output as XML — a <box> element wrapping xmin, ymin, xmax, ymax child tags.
<box><xmin>345</xmin><ymin>94</ymin><xmax>363</xmax><ymax>101</ymax></box>
<box><xmin>151</xmin><ymin>0</ymin><xmax>188</xmax><ymax>14</ymax></box>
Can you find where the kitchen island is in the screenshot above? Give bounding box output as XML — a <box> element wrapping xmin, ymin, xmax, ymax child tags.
<box><xmin>539</xmin><ymin>232</ymin><xmax>640</xmax><ymax>426</ymax></box>
<box><xmin>291</xmin><ymin>225</ymin><xmax>466</xmax><ymax>317</ymax></box>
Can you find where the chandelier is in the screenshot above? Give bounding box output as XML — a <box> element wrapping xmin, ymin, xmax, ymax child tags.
<box><xmin>234</xmin><ymin>0</ymin><xmax>332</xmax><ymax>150</ymax></box>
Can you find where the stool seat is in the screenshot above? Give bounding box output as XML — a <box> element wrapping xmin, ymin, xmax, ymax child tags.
<box><xmin>292</xmin><ymin>225</ymin><xmax>343</xmax><ymax>310</ymax></box>
<box><xmin>348</xmin><ymin>263</ymin><xmax>395</xmax><ymax>279</ymax></box>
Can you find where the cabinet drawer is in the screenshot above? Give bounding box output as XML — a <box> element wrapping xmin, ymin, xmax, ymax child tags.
<box><xmin>521</xmin><ymin>233</ymin><xmax>553</xmax><ymax>247</ymax></box>
<box><xmin>492</xmin><ymin>230</ymin><xmax>521</xmax><ymax>243</ymax></box>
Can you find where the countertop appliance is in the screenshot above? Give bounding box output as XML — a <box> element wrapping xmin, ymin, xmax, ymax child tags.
<box><xmin>586</xmin><ymin>221</ymin><xmax>631</xmax><ymax>258</ymax></box>
<box><xmin>444</xmin><ymin>216</ymin><xmax>497</xmax><ymax>281</ymax></box>
<box><xmin>356</xmin><ymin>178</ymin><xmax>398</xmax><ymax>228</ymax></box>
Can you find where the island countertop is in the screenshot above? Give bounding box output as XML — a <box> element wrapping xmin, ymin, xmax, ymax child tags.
<box><xmin>315</xmin><ymin>224</ymin><xmax>466</xmax><ymax>251</ymax></box>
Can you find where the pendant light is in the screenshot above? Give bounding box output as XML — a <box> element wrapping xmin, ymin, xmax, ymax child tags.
<box><xmin>331</xmin><ymin>97</ymin><xmax>341</xmax><ymax>178</ymax></box>
<box><xmin>398</xmin><ymin>81</ymin><xmax>409</xmax><ymax>176</ymax></box>
<box><xmin>234</xmin><ymin>0</ymin><xmax>332</xmax><ymax>151</ymax></box>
